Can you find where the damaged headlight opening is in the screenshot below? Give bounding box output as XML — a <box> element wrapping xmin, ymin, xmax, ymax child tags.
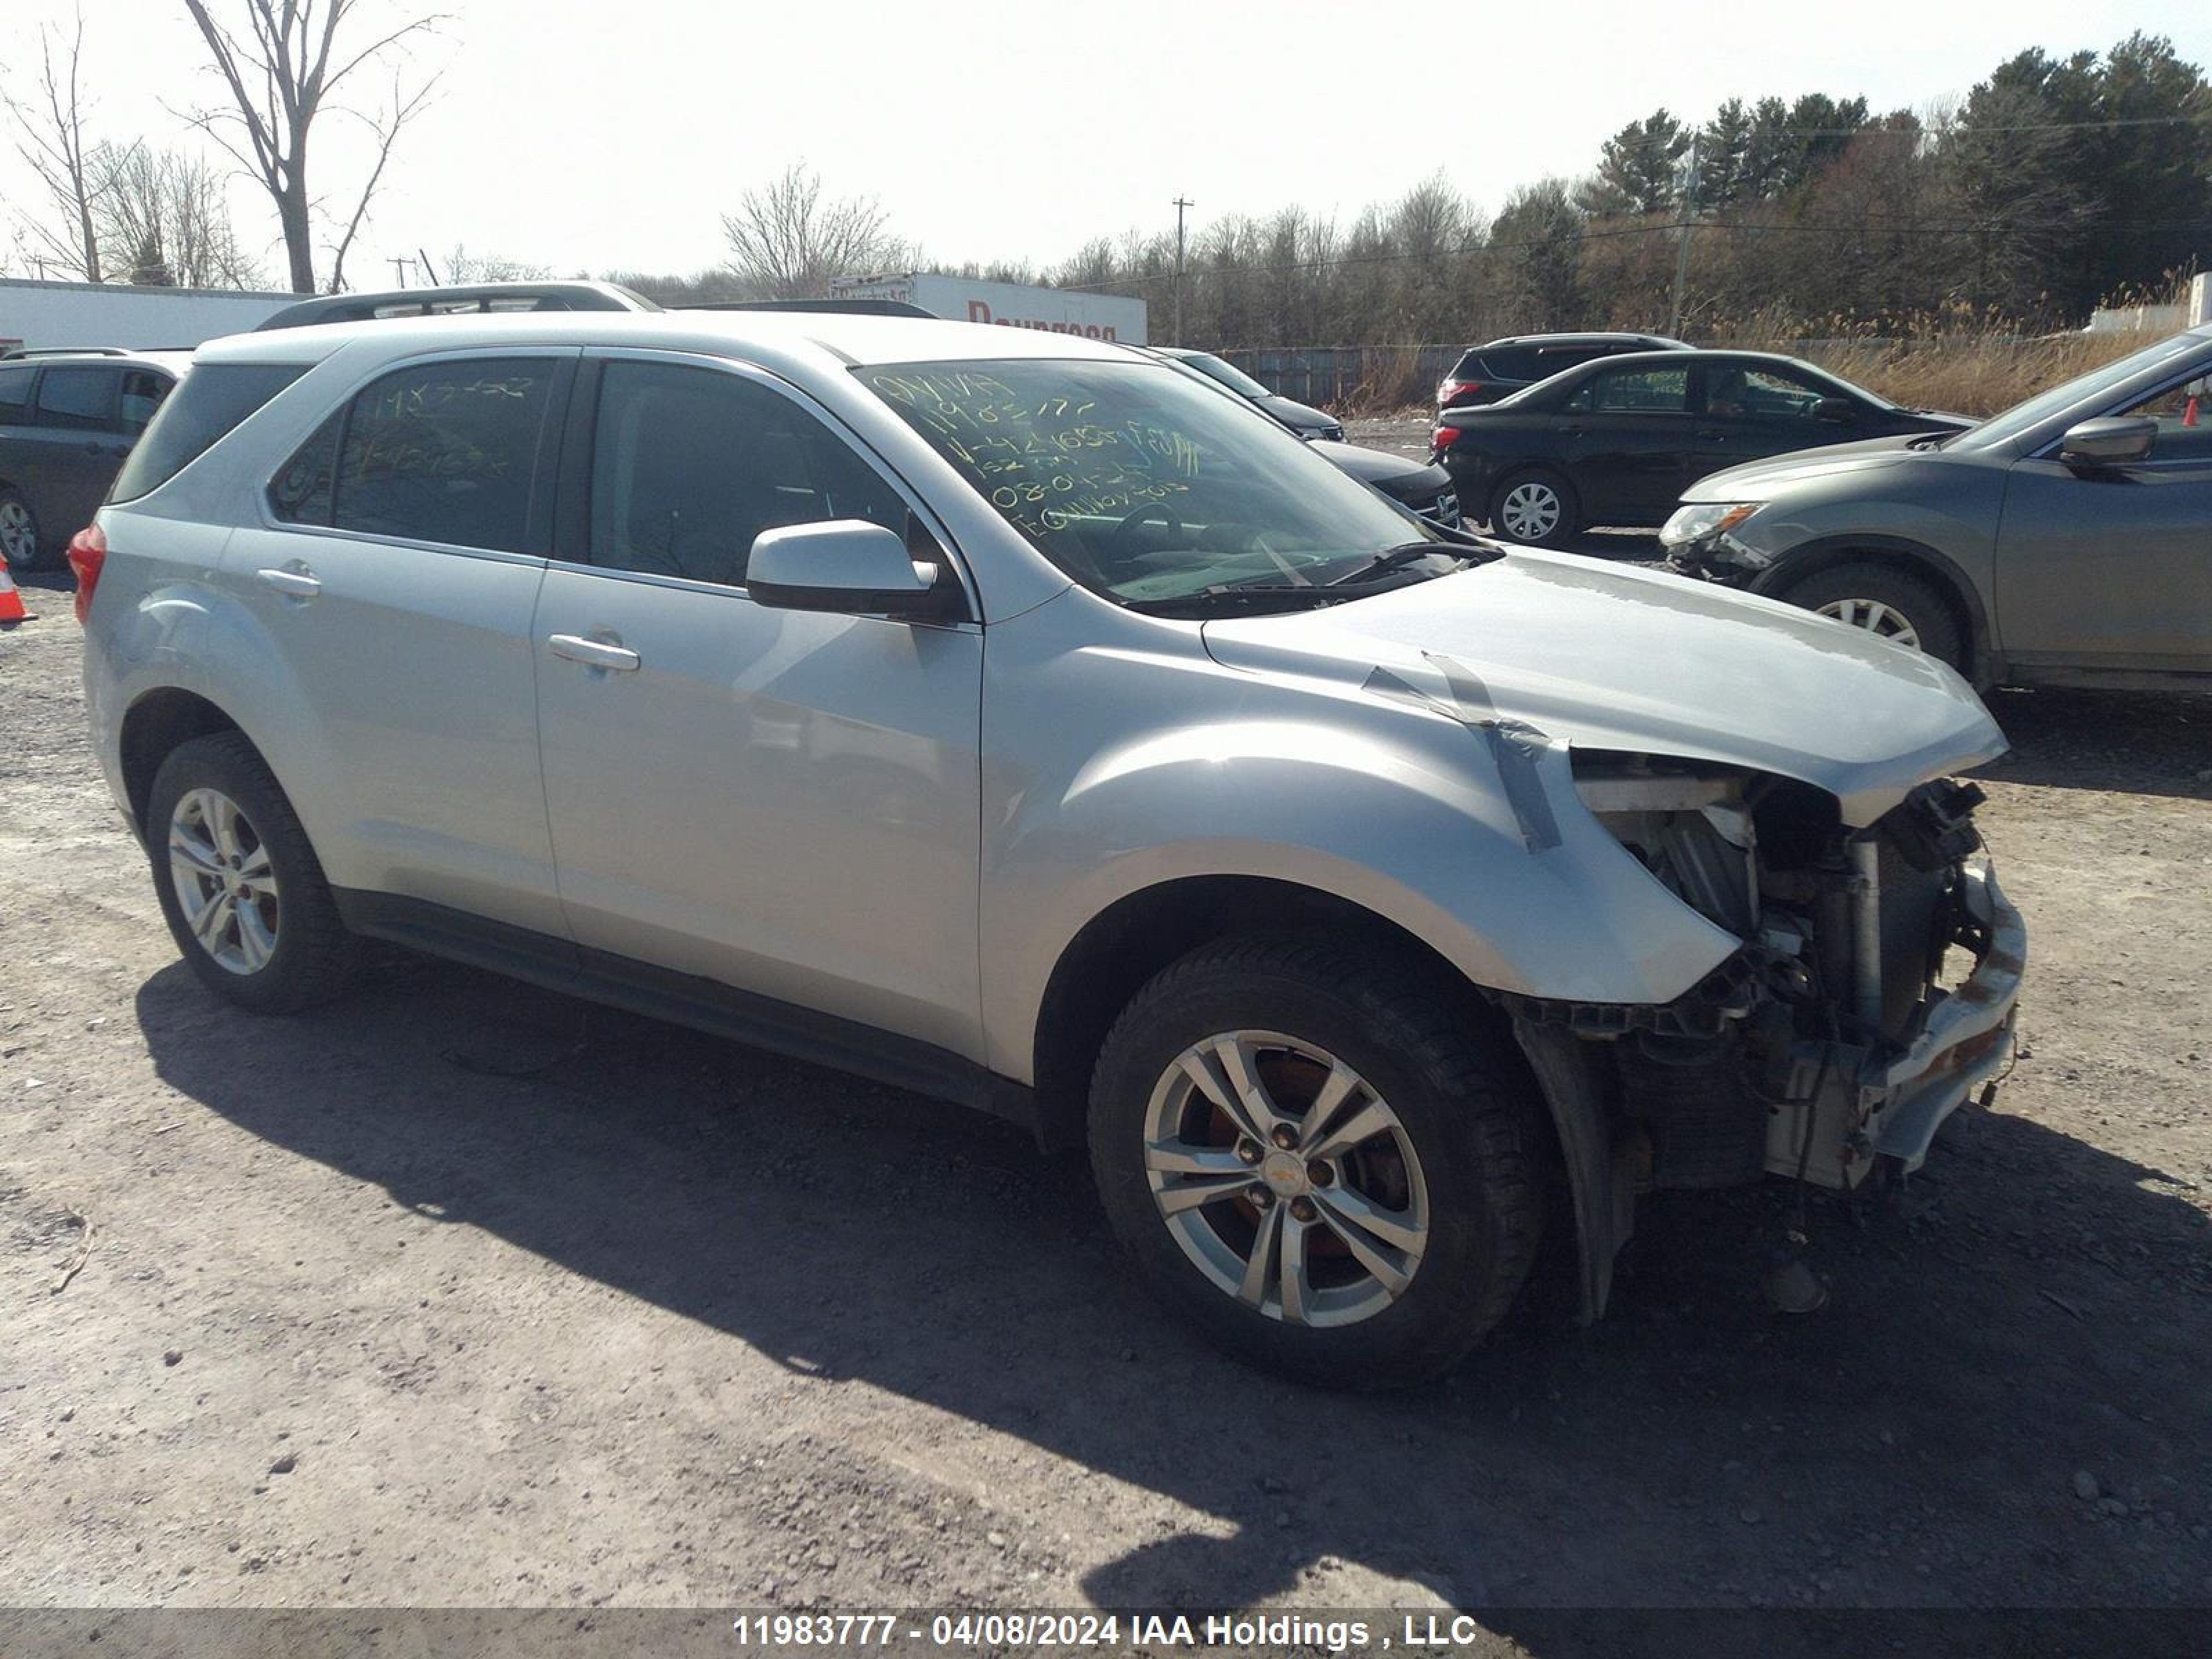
<box><xmin>1521</xmin><ymin>751</ymin><xmax>2017</xmax><ymax>1200</ymax></box>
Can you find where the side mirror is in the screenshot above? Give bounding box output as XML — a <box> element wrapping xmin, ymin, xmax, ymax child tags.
<box><xmin>2058</xmin><ymin>416</ymin><xmax>2157</xmax><ymax>468</ymax></box>
<box><xmin>1813</xmin><ymin>397</ymin><xmax>1855</xmax><ymax>423</ymax></box>
<box><xmin>746</xmin><ymin>519</ymin><xmax>957</xmax><ymax>619</ymax></box>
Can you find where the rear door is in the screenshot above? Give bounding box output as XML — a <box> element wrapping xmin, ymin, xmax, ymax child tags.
<box><xmin>531</xmin><ymin>350</ymin><xmax>985</xmax><ymax>1061</ymax></box>
<box><xmin>1555</xmin><ymin>362</ymin><xmax>1698</xmax><ymax>523</ymax></box>
<box><xmin>22</xmin><ymin>365</ymin><xmax>127</xmax><ymax>541</ymax></box>
<box><xmin>223</xmin><ymin>349</ymin><xmax>577</xmax><ymax>932</ymax></box>
<box><xmin>1995</xmin><ymin>372</ymin><xmax>2212</xmax><ymax>673</ymax></box>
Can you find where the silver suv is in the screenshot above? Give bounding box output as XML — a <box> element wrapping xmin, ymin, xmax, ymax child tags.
<box><xmin>77</xmin><ymin>308</ymin><xmax>2026</xmax><ymax>1385</ymax></box>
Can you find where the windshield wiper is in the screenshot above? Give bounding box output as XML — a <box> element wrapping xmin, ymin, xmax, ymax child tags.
<box><xmin>1123</xmin><ymin>583</ymin><xmax>1357</xmax><ymax>617</ymax></box>
<box><xmin>1326</xmin><ymin>541</ymin><xmax>1490</xmax><ymax>586</ymax></box>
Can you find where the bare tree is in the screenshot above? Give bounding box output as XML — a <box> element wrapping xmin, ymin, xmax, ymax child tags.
<box><xmin>93</xmin><ymin>144</ymin><xmax>265</xmax><ymax>289</ymax></box>
<box><xmin>442</xmin><ymin>243</ymin><xmax>552</xmax><ymax>284</ymax></box>
<box><xmin>721</xmin><ymin>164</ymin><xmax>909</xmax><ymax>299</ymax></box>
<box><xmin>178</xmin><ymin>0</ymin><xmax>444</xmax><ymax>293</ymax></box>
<box><xmin>4</xmin><ymin>13</ymin><xmax>109</xmax><ymax>281</ymax></box>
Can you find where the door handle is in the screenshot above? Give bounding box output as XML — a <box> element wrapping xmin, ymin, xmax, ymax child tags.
<box><xmin>547</xmin><ymin>633</ymin><xmax>641</xmax><ymax>673</ymax></box>
<box><xmin>256</xmin><ymin>566</ymin><xmax>321</xmax><ymax>599</ymax></box>
<box><xmin>1696</xmin><ymin>428</ymin><xmax>1727</xmax><ymax>441</ymax></box>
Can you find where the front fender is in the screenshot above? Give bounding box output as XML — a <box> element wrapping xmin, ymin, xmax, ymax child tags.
<box><xmin>978</xmin><ymin>611</ymin><xmax>1739</xmax><ymax>1082</ymax></box>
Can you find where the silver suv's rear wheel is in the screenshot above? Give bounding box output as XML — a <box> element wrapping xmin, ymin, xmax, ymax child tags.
<box><xmin>1090</xmin><ymin>935</ymin><xmax>1545</xmax><ymax>1387</ymax></box>
<box><xmin>147</xmin><ymin>733</ymin><xmax>359</xmax><ymax>1012</ymax></box>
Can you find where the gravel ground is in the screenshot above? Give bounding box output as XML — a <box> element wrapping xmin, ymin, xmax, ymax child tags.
<box><xmin>3</xmin><ymin>552</ymin><xmax>2210</xmax><ymax>1633</ymax></box>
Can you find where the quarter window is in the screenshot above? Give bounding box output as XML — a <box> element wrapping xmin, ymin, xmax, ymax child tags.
<box><xmin>35</xmin><ymin>366</ymin><xmax>116</xmax><ymax>430</ymax></box>
<box><xmin>320</xmin><ymin>357</ymin><xmax>556</xmax><ymax>552</ymax></box>
<box><xmin>586</xmin><ymin>361</ymin><xmax>908</xmax><ymax>588</ymax></box>
<box><xmin>118</xmin><ymin>369</ymin><xmax>172</xmax><ymax>435</ymax></box>
<box><xmin>0</xmin><ymin>365</ymin><xmax>32</xmax><ymax>425</ymax></box>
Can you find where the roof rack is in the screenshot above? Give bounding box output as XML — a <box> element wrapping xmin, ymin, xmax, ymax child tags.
<box><xmin>0</xmin><ymin>345</ymin><xmax>135</xmax><ymax>359</ymax></box>
<box><xmin>682</xmin><ymin>299</ymin><xmax>936</xmax><ymax>319</ymax></box>
<box><xmin>254</xmin><ymin>281</ymin><xmax>659</xmax><ymax>332</ymax></box>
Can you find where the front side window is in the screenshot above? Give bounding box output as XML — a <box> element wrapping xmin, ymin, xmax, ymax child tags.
<box><xmin>35</xmin><ymin>366</ymin><xmax>115</xmax><ymax>430</ymax></box>
<box><xmin>1706</xmin><ymin>364</ymin><xmax>1827</xmax><ymax>421</ymax></box>
<box><xmin>325</xmin><ymin>357</ymin><xmax>554</xmax><ymax>552</ymax></box>
<box><xmin>588</xmin><ymin>360</ymin><xmax>908</xmax><ymax>588</ymax></box>
<box><xmin>859</xmin><ymin>356</ymin><xmax>1454</xmax><ymax>610</ymax></box>
<box><xmin>2115</xmin><ymin>377</ymin><xmax>2212</xmax><ymax>463</ymax></box>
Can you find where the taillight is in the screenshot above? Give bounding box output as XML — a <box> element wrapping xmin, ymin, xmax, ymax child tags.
<box><xmin>1438</xmin><ymin>379</ymin><xmax>1481</xmax><ymax>405</ymax></box>
<box><xmin>1430</xmin><ymin>425</ymin><xmax>1464</xmax><ymax>455</ymax></box>
<box><xmin>66</xmin><ymin>523</ymin><xmax>105</xmax><ymax>625</ymax></box>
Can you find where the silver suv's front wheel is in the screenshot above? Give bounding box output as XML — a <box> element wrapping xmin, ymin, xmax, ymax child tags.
<box><xmin>1089</xmin><ymin>935</ymin><xmax>1545</xmax><ymax>1386</ymax></box>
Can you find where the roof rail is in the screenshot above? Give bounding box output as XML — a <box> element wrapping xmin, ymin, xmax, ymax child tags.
<box><xmin>682</xmin><ymin>298</ymin><xmax>937</xmax><ymax>319</ymax></box>
<box><xmin>254</xmin><ymin>281</ymin><xmax>659</xmax><ymax>332</ymax></box>
<box><xmin>0</xmin><ymin>345</ymin><xmax>133</xmax><ymax>359</ymax></box>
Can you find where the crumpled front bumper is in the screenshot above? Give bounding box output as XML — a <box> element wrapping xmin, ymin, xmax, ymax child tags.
<box><xmin>1865</xmin><ymin>861</ymin><xmax>2027</xmax><ymax>1170</ymax></box>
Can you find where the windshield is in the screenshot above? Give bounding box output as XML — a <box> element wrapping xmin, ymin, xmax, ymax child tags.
<box><xmin>1953</xmin><ymin>331</ymin><xmax>2209</xmax><ymax>451</ymax></box>
<box><xmin>1172</xmin><ymin>351</ymin><xmax>1273</xmax><ymax>400</ymax></box>
<box><xmin>857</xmin><ymin>357</ymin><xmax>1457</xmax><ymax>608</ymax></box>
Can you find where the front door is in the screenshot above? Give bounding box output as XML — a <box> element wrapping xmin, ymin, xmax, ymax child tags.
<box><xmin>1996</xmin><ymin>374</ymin><xmax>2212</xmax><ymax>675</ymax></box>
<box><xmin>1692</xmin><ymin>359</ymin><xmax>1862</xmax><ymax>477</ymax></box>
<box><xmin>223</xmin><ymin>349</ymin><xmax>575</xmax><ymax>933</ymax></box>
<box><xmin>532</xmin><ymin>353</ymin><xmax>985</xmax><ymax>1061</ymax></box>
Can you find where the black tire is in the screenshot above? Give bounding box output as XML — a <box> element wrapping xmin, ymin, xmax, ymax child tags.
<box><xmin>1087</xmin><ymin>935</ymin><xmax>1545</xmax><ymax>1388</ymax></box>
<box><xmin>1781</xmin><ymin>561</ymin><xmax>1965</xmax><ymax>671</ymax></box>
<box><xmin>147</xmin><ymin>732</ymin><xmax>359</xmax><ymax>1013</ymax></box>
<box><xmin>1486</xmin><ymin>467</ymin><xmax>1579</xmax><ymax>548</ymax></box>
<box><xmin>0</xmin><ymin>487</ymin><xmax>48</xmax><ymax>572</ymax></box>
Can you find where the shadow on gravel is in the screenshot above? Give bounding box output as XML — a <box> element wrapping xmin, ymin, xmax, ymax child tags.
<box><xmin>1980</xmin><ymin>686</ymin><xmax>2212</xmax><ymax>800</ymax></box>
<box><xmin>135</xmin><ymin>954</ymin><xmax>2212</xmax><ymax>1633</ymax></box>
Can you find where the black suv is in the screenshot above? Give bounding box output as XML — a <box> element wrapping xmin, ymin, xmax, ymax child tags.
<box><xmin>0</xmin><ymin>348</ymin><xmax>188</xmax><ymax>569</ymax></box>
<box><xmin>1437</xmin><ymin>332</ymin><xmax>1691</xmax><ymax>411</ymax></box>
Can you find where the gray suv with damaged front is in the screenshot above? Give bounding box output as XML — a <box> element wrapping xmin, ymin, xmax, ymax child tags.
<box><xmin>79</xmin><ymin>304</ymin><xmax>2025</xmax><ymax>1385</ymax></box>
<box><xmin>1662</xmin><ymin>324</ymin><xmax>2212</xmax><ymax>687</ymax></box>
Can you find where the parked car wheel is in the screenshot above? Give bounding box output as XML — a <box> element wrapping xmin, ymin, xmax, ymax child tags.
<box><xmin>1783</xmin><ymin>563</ymin><xmax>1964</xmax><ymax>670</ymax></box>
<box><xmin>1087</xmin><ymin>935</ymin><xmax>1544</xmax><ymax>1387</ymax></box>
<box><xmin>147</xmin><ymin>733</ymin><xmax>359</xmax><ymax>1013</ymax></box>
<box><xmin>1488</xmin><ymin>469</ymin><xmax>1578</xmax><ymax>547</ymax></box>
<box><xmin>0</xmin><ymin>488</ymin><xmax>47</xmax><ymax>572</ymax></box>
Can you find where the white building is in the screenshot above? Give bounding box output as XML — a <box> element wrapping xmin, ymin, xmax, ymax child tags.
<box><xmin>0</xmin><ymin>277</ymin><xmax>299</xmax><ymax>353</ymax></box>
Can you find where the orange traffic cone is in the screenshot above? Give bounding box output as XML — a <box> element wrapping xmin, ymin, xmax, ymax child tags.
<box><xmin>0</xmin><ymin>550</ymin><xmax>29</xmax><ymax>622</ymax></box>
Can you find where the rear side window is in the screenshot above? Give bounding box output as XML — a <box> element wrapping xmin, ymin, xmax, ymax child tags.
<box><xmin>35</xmin><ymin>366</ymin><xmax>116</xmax><ymax>430</ymax></box>
<box><xmin>111</xmin><ymin>364</ymin><xmax>306</xmax><ymax>502</ymax></box>
<box><xmin>0</xmin><ymin>365</ymin><xmax>32</xmax><ymax>425</ymax></box>
<box><xmin>1482</xmin><ymin>346</ymin><xmax>1540</xmax><ymax>381</ymax></box>
<box><xmin>320</xmin><ymin>357</ymin><xmax>555</xmax><ymax>552</ymax></box>
<box><xmin>1568</xmin><ymin>366</ymin><xmax>1691</xmax><ymax>413</ymax></box>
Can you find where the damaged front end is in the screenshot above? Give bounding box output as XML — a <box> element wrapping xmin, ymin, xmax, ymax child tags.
<box><xmin>1501</xmin><ymin>752</ymin><xmax>2027</xmax><ymax>1318</ymax></box>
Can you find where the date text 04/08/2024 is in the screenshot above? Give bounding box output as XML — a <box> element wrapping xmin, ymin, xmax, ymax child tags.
<box><xmin>730</xmin><ymin>1612</ymin><xmax>1500</xmax><ymax>1651</ymax></box>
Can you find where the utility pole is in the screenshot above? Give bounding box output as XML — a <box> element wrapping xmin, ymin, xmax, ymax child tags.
<box><xmin>1667</xmin><ymin>132</ymin><xmax>1700</xmax><ymax>339</ymax></box>
<box><xmin>1172</xmin><ymin>196</ymin><xmax>1193</xmax><ymax>346</ymax></box>
<box><xmin>388</xmin><ymin>256</ymin><xmax>411</xmax><ymax>288</ymax></box>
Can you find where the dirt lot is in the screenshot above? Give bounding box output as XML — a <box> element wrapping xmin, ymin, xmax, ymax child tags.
<box><xmin>4</xmin><ymin>549</ymin><xmax>2211</xmax><ymax>1634</ymax></box>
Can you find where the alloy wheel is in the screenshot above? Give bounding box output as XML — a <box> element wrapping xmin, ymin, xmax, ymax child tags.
<box><xmin>0</xmin><ymin>498</ymin><xmax>35</xmax><ymax>565</ymax></box>
<box><xmin>167</xmin><ymin>787</ymin><xmax>281</xmax><ymax>975</ymax></box>
<box><xmin>1815</xmin><ymin>597</ymin><xmax>1922</xmax><ymax>650</ymax></box>
<box><xmin>1143</xmin><ymin>1031</ymin><xmax>1429</xmax><ymax>1327</ymax></box>
<box><xmin>1497</xmin><ymin>482</ymin><xmax>1560</xmax><ymax>542</ymax></box>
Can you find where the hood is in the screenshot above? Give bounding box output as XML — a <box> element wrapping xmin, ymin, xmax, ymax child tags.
<box><xmin>1306</xmin><ymin>439</ymin><xmax>1445</xmax><ymax>493</ymax></box>
<box><xmin>1200</xmin><ymin>551</ymin><xmax>2005</xmax><ymax>825</ymax></box>
<box><xmin>1257</xmin><ymin>393</ymin><xmax>1340</xmax><ymax>435</ymax></box>
<box><xmin>1683</xmin><ymin>432</ymin><xmax>1933</xmax><ymax>501</ymax></box>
